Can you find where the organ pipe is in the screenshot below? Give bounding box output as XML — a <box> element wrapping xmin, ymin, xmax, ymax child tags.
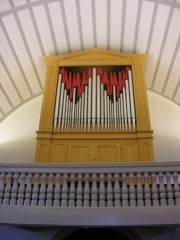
<box><xmin>53</xmin><ymin>66</ymin><xmax>136</xmax><ymax>132</ymax></box>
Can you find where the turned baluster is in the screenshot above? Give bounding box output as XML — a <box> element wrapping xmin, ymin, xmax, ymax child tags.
<box><xmin>114</xmin><ymin>173</ymin><xmax>121</xmax><ymax>207</ymax></box>
<box><xmin>24</xmin><ymin>173</ymin><xmax>32</xmax><ymax>206</ymax></box>
<box><xmin>129</xmin><ymin>173</ymin><xmax>136</xmax><ymax>207</ymax></box>
<box><xmin>17</xmin><ymin>173</ymin><xmax>26</xmax><ymax>206</ymax></box>
<box><xmin>107</xmin><ymin>173</ymin><xmax>113</xmax><ymax>207</ymax></box>
<box><xmin>84</xmin><ymin>173</ymin><xmax>90</xmax><ymax>207</ymax></box>
<box><xmin>10</xmin><ymin>173</ymin><xmax>19</xmax><ymax>205</ymax></box>
<box><xmin>173</xmin><ymin>172</ymin><xmax>180</xmax><ymax>205</ymax></box>
<box><xmin>61</xmin><ymin>173</ymin><xmax>68</xmax><ymax>207</ymax></box>
<box><xmin>99</xmin><ymin>173</ymin><xmax>106</xmax><ymax>207</ymax></box>
<box><xmin>121</xmin><ymin>173</ymin><xmax>128</xmax><ymax>207</ymax></box>
<box><xmin>170</xmin><ymin>173</ymin><xmax>174</xmax><ymax>184</ymax></box>
<box><xmin>46</xmin><ymin>173</ymin><xmax>54</xmax><ymax>206</ymax></box>
<box><xmin>39</xmin><ymin>173</ymin><xmax>47</xmax><ymax>206</ymax></box>
<box><xmin>53</xmin><ymin>173</ymin><xmax>61</xmax><ymax>206</ymax></box>
<box><xmin>3</xmin><ymin>173</ymin><xmax>12</xmax><ymax>205</ymax></box>
<box><xmin>31</xmin><ymin>173</ymin><xmax>40</xmax><ymax>206</ymax></box>
<box><xmin>143</xmin><ymin>173</ymin><xmax>151</xmax><ymax>206</ymax></box>
<box><xmin>151</xmin><ymin>173</ymin><xmax>159</xmax><ymax>206</ymax></box>
<box><xmin>136</xmin><ymin>173</ymin><xmax>144</xmax><ymax>207</ymax></box>
<box><xmin>91</xmin><ymin>174</ymin><xmax>98</xmax><ymax>207</ymax></box>
<box><xmin>0</xmin><ymin>173</ymin><xmax>5</xmax><ymax>205</ymax></box>
<box><xmin>69</xmin><ymin>174</ymin><xmax>75</xmax><ymax>207</ymax></box>
<box><xmin>76</xmin><ymin>174</ymin><xmax>83</xmax><ymax>207</ymax></box>
<box><xmin>166</xmin><ymin>172</ymin><xmax>174</xmax><ymax>206</ymax></box>
<box><xmin>158</xmin><ymin>172</ymin><xmax>167</xmax><ymax>206</ymax></box>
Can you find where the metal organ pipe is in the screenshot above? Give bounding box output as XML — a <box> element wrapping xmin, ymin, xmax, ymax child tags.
<box><xmin>128</xmin><ymin>70</ymin><xmax>136</xmax><ymax>130</ymax></box>
<box><xmin>84</xmin><ymin>85</ymin><xmax>88</xmax><ymax>130</ymax></box>
<box><xmin>58</xmin><ymin>81</ymin><xmax>65</xmax><ymax>130</ymax></box>
<box><xmin>104</xmin><ymin>89</ymin><xmax>107</xmax><ymax>130</ymax></box>
<box><xmin>53</xmin><ymin>67</ymin><xmax>136</xmax><ymax>132</ymax></box>
<box><xmin>97</xmin><ymin>75</ymin><xmax>100</xmax><ymax>130</ymax></box>
<box><xmin>100</xmin><ymin>83</ymin><xmax>104</xmax><ymax>130</ymax></box>
<box><xmin>113</xmin><ymin>86</ymin><xmax>117</xmax><ymax>130</ymax></box>
<box><xmin>92</xmin><ymin>68</ymin><xmax>96</xmax><ymax>130</ymax></box>
<box><xmin>88</xmin><ymin>77</ymin><xmax>92</xmax><ymax>130</ymax></box>
<box><xmin>54</xmin><ymin>74</ymin><xmax>61</xmax><ymax>130</ymax></box>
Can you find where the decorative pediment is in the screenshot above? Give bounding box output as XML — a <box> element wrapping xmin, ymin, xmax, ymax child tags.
<box><xmin>44</xmin><ymin>48</ymin><xmax>146</xmax><ymax>69</ymax></box>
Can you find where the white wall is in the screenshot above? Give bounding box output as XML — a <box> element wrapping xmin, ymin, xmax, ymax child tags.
<box><xmin>0</xmin><ymin>96</ymin><xmax>42</xmax><ymax>163</ymax></box>
<box><xmin>147</xmin><ymin>91</ymin><xmax>180</xmax><ymax>162</ymax></box>
<box><xmin>0</xmin><ymin>92</ymin><xmax>179</xmax><ymax>163</ymax></box>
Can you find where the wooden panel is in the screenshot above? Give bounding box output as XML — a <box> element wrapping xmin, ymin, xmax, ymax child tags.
<box><xmin>96</xmin><ymin>145</ymin><xmax>118</xmax><ymax>163</ymax></box>
<box><xmin>50</xmin><ymin>143</ymin><xmax>67</xmax><ymax>163</ymax></box>
<box><xmin>138</xmin><ymin>141</ymin><xmax>154</xmax><ymax>162</ymax></box>
<box><xmin>120</xmin><ymin>143</ymin><xmax>138</xmax><ymax>162</ymax></box>
<box><xmin>68</xmin><ymin>144</ymin><xmax>93</xmax><ymax>163</ymax></box>
<box><xmin>140</xmin><ymin>143</ymin><xmax>150</xmax><ymax>162</ymax></box>
<box><xmin>35</xmin><ymin>141</ymin><xmax>50</xmax><ymax>163</ymax></box>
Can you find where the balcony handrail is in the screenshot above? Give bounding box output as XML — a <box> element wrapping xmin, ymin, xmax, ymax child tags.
<box><xmin>0</xmin><ymin>162</ymin><xmax>180</xmax><ymax>226</ymax></box>
<box><xmin>0</xmin><ymin>162</ymin><xmax>180</xmax><ymax>173</ymax></box>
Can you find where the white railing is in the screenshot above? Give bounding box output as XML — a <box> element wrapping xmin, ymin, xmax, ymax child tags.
<box><xmin>0</xmin><ymin>162</ymin><xmax>180</xmax><ymax>226</ymax></box>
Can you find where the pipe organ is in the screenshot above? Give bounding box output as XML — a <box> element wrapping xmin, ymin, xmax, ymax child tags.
<box><xmin>54</xmin><ymin>66</ymin><xmax>136</xmax><ymax>132</ymax></box>
<box><xmin>35</xmin><ymin>49</ymin><xmax>154</xmax><ymax>163</ymax></box>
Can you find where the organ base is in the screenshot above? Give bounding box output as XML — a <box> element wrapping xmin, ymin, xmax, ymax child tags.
<box><xmin>35</xmin><ymin>131</ymin><xmax>154</xmax><ymax>163</ymax></box>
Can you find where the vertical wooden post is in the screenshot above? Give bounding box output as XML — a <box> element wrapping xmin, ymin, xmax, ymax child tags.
<box><xmin>35</xmin><ymin>57</ymin><xmax>59</xmax><ymax>163</ymax></box>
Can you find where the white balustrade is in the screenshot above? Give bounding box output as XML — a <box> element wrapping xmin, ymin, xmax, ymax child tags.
<box><xmin>0</xmin><ymin>163</ymin><xmax>179</xmax><ymax>209</ymax></box>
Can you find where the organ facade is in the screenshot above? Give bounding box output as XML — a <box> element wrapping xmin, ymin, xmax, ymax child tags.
<box><xmin>35</xmin><ymin>49</ymin><xmax>154</xmax><ymax>163</ymax></box>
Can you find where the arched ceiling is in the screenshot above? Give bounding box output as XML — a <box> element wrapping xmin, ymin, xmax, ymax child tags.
<box><xmin>0</xmin><ymin>0</ymin><xmax>180</xmax><ymax>123</ymax></box>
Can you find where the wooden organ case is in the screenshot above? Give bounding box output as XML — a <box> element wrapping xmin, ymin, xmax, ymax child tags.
<box><xmin>35</xmin><ymin>49</ymin><xmax>154</xmax><ymax>163</ymax></box>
